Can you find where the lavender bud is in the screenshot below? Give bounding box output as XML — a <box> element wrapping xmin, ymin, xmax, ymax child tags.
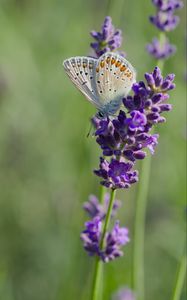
<box><xmin>134</xmin><ymin>151</ymin><xmax>147</xmax><ymax>160</ymax></box>
<box><xmin>145</xmin><ymin>73</ymin><xmax>155</xmax><ymax>86</ymax></box>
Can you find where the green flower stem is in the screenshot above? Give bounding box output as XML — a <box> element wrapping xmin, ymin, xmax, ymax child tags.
<box><xmin>91</xmin><ymin>189</ymin><xmax>116</xmax><ymax>300</ymax></box>
<box><xmin>91</xmin><ymin>256</ymin><xmax>103</xmax><ymax>300</ymax></box>
<box><xmin>132</xmin><ymin>153</ymin><xmax>152</xmax><ymax>300</ymax></box>
<box><xmin>100</xmin><ymin>189</ymin><xmax>116</xmax><ymax>249</ymax></box>
<box><xmin>92</xmin><ymin>185</ymin><xmax>105</xmax><ymax>300</ymax></box>
<box><xmin>132</xmin><ymin>31</ymin><xmax>166</xmax><ymax>300</ymax></box>
<box><xmin>171</xmin><ymin>251</ymin><xmax>187</xmax><ymax>300</ymax></box>
<box><xmin>156</xmin><ymin>32</ymin><xmax>166</xmax><ymax>70</ymax></box>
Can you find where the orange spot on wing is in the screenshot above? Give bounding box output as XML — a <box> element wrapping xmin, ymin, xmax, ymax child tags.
<box><xmin>106</xmin><ymin>57</ymin><xmax>110</xmax><ymax>64</ymax></box>
<box><xmin>96</xmin><ymin>67</ymin><xmax>99</xmax><ymax>72</ymax></box>
<box><xmin>125</xmin><ymin>70</ymin><xmax>132</xmax><ymax>78</ymax></box>
<box><xmin>111</xmin><ymin>58</ymin><xmax>116</xmax><ymax>65</ymax></box>
<box><xmin>120</xmin><ymin>65</ymin><xmax>127</xmax><ymax>72</ymax></box>
<box><xmin>115</xmin><ymin>60</ymin><xmax>121</xmax><ymax>67</ymax></box>
<box><xmin>100</xmin><ymin>61</ymin><xmax>105</xmax><ymax>68</ymax></box>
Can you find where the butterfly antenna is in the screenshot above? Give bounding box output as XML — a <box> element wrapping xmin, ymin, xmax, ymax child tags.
<box><xmin>86</xmin><ymin>122</ymin><xmax>93</xmax><ymax>138</ymax></box>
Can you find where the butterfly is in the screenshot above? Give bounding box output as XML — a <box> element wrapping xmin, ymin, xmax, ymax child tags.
<box><xmin>63</xmin><ymin>52</ymin><xmax>136</xmax><ymax>118</ymax></box>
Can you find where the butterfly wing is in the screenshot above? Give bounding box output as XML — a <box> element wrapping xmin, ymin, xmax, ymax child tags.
<box><xmin>95</xmin><ymin>52</ymin><xmax>136</xmax><ymax>114</ymax></box>
<box><xmin>63</xmin><ymin>56</ymin><xmax>101</xmax><ymax>109</ymax></box>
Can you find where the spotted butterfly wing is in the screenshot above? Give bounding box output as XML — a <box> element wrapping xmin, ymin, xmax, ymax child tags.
<box><xmin>63</xmin><ymin>56</ymin><xmax>102</xmax><ymax>109</ymax></box>
<box><xmin>95</xmin><ymin>52</ymin><xmax>136</xmax><ymax>114</ymax></box>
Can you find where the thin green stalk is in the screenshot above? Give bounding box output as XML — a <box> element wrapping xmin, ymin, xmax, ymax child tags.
<box><xmin>171</xmin><ymin>252</ymin><xmax>187</xmax><ymax>300</ymax></box>
<box><xmin>100</xmin><ymin>185</ymin><xmax>105</xmax><ymax>205</ymax></box>
<box><xmin>132</xmin><ymin>153</ymin><xmax>152</xmax><ymax>300</ymax></box>
<box><xmin>132</xmin><ymin>32</ymin><xmax>166</xmax><ymax>300</ymax></box>
<box><xmin>91</xmin><ymin>189</ymin><xmax>116</xmax><ymax>300</ymax></box>
<box><xmin>100</xmin><ymin>189</ymin><xmax>116</xmax><ymax>249</ymax></box>
<box><xmin>156</xmin><ymin>32</ymin><xmax>166</xmax><ymax>70</ymax></box>
<box><xmin>91</xmin><ymin>256</ymin><xmax>103</xmax><ymax>300</ymax></box>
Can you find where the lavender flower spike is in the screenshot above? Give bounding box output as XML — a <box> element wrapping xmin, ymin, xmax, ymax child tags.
<box><xmin>147</xmin><ymin>0</ymin><xmax>183</xmax><ymax>58</ymax></box>
<box><xmin>81</xmin><ymin>218</ymin><xmax>129</xmax><ymax>262</ymax></box>
<box><xmin>125</xmin><ymin>66</ymin><xmax>174</xmax><ymax>124</ymax></box>
<box><xmin>92</xmin><ymin>66</ymin><xmax>174</xmax><ymax>190</ymax></box>
<box><xmin>150</xmin><ymin>0</ymin><xmax>183</xmax><ymax>32</ymax></box>
<box><xmin>90</xmin><ymin>16</ymin><xmax>123</xmax><ymax>57</ymax></box>
<box><xmin>81</xmin><ymin>217</ymin><xmax>102</xmax><ymax>257</ymax></box>
<box><xmin>150</xmin><ymin>11</ymin><xmax>180</xmax><ymax>31</ymax></box>
<box><xmin>94</xmin><ymin>157</ymin><xmax>138</xmax><ymax>189</ymax></box>
<box><xmin>101</xmin><ymin>221</ymin><xmax>130</xmax><ymax>262</ymax></box>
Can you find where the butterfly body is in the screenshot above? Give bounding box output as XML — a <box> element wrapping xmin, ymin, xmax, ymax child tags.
<box><xmin>63</xmin><ymin>52</ymin><xmax>136</xmax><ymax>117</ymax></box>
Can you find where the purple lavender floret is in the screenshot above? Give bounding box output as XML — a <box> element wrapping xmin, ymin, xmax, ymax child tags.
<box><xmin>94</xmin><ymin>111</ymin><xmax>158</xmax><ymax>160</ymax></box>
<box><xmin>83</xmin><ymin>193</ymin><xmax>121</xmax><ymax>219</ymax></box>
<box><xmin>150</xmin><ymin>0</ymin><xmax>183</xmax><ymax>32</ymax></box>
<box><xmin>81</xmin><ymin>218</ymin><xmax>129</xmax><ymax>262</ymax></box>
<box><xmin>150</xmin><ymin>11</ymin><xmax>180</xmax><ymax>31</ymax></box>
<box><xmin>152</xmin><ymin>0</ymin><xmax>183</xmax><ymax>12</ymax></box>
<box><xmin>146</xmin><ymin>37</ymin><xmax>176</xmax><ymax>59</ymax></box>
<box><xmin>94</xmin><ymin>158</ymin><xmax>138</xmax><ymax>189</ymax></box>
<box><xmin>94</xmin><ymin>113</ymin><xmax>159</xmax><ymax>162</ymax></box>
<box><xmin>101</xmin><ymin>221</ymin><xmax>130</xmax><ymax>262</ymax></box>
<box><xmin>90</xmin><ymin>16</ymin><xmax>123</xmax><ymax>57</ymax></box>
<box><xmin>81</xmin><ymin>217</ymin><xmax>102</xmax><ymax>256</ymax></box>
<box><xmin>112</xmin><ymin>287</ymin><xmax>136</xmax><ymax>300</ymax></box>
<box><xmin>125</xmin><ymin>66</ymin><xmax>174</xmax><ymax>124</ymax></box>
<box><xmin>126</xmin><ymin>110</ymin><xmax>147</xmax><ymax>131</ymax></box>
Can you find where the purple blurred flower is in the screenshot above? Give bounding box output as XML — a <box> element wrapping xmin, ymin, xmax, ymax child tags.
<box><xmin>94</xmin><ymin>158</ymin><xmax>138</xmax><ymax>189</ymax></box>
<box><xmin>146</xmin><ymin>37</ymin><xmax>176</xmax><ymax>59</ymax></box>
<box><xmin>90</xmin><ymin>16</ymin><xmax>123</xmax><ymax>57</ymax></box>
<box><xmin>81</xmin><ymin>218</ymin><xmax>129</xmax><ymax>262</ymax></box>
<box><xmin>83</xmin><ymin>193</ymin><xmax>121</xmax><ymax>219</ymax></box>
<box><xmin>102</xmin><ymin>221</ymin><xmax>130</xmax><ymax>262</ymax></box>
<box><xmin>152</xmin><ymin>0</ymin><xmax>183</xmax><ymax>12</ymax></box>
<box><xmin>150</xmin><ymin>11</ymin><xmax>180</xmax><ymax>31</ymax></box>
<box><xmin>147</xmin><ymin>0</ymin><xmax>183</xmax><ymax>59</ymax></box>
<box><xmin>81</xmin><ymin>217</ymin><xmax>102</xmax><ymax>257</ymax></box>
<box><xmin>112</xmin><ymin>287</ymin><xmax>136</xmax><ymax>300</ymax></box>
<box><xmin>150</xmin><ymin>0</ymin><xmax>183</xmax><ymax>32</ymax></box>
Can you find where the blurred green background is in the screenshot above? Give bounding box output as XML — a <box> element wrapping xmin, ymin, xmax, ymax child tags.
<box><xmin>0</xmin><ymin>0</ymin><xmax>186</xmax><ymax>299</ymax></box>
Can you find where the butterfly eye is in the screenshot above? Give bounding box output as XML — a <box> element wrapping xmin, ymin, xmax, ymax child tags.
<box><xmin>98</xmin><ymin>111</ymin><xmax>104</xmax><ymax>118</ymax></box>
